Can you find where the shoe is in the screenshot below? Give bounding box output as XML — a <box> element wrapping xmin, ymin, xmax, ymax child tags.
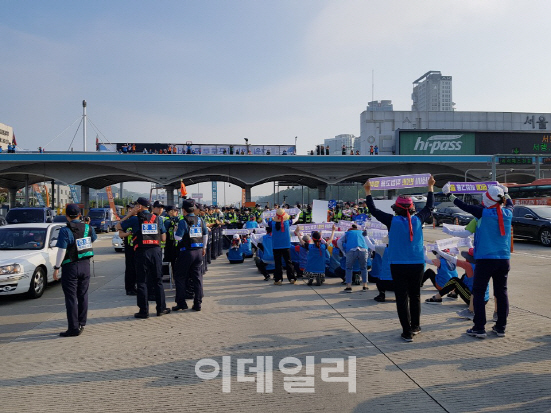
<box><xmin>126</xmin><ymin>290</ymin><xmax>137</xmax><ymax>296</ymax></box>
<box><xmin>307</xmin><ymin>279</ymin><xmax>313</xmax><ymax>286</ymax></box>
<box><xmin>79</xmin><ymin>326</ymin><xmax>85</xmax><ymax>334</ymax></box>
<box><xmin>134</xmin><ymin>312</ymin><xmax>149</xmax><ymax>319</ymax></box>
<box><xmin>374</xmin><ymin>293</ymin><xmax>386</xmax><ymax>302</ymax></box>
<box><xmin>343</xmin><ymin>287</ymin><xmax>352</xmax><ymax>293</ymax></box>
<box><xmin>157</xmin><ymin>308</ymin><xmax>171</xmax><ymax>316</ymax></box>
<box><xmin>274</xmin><ymin>280</ymin><xmax>282</xmax><ymax>286</ymax></box>
<box><xmin>491</xmin><ymin>325</ymin><xmax>506</xmax><ymax>337</ymax></box>
<box><xmin>456</xmin><ymin>308</ymin><xmax>474</xmax><ymax>320</ymax></box>
<box><xmin>263</xmin><ymin>275</ymin><xmax>270</xmax><ymax>281</ymax></box>
<box><xmin>191</xmin><ymin>305</ymin><xmax>201</xmax><ymax>311</ymax></box>
<box><xmin>172</xmin><ymin>304</ymin><xmax>188</xmax><ymax>311</ymax></box>
<box><xmin>340</xmin><ymin>281</ymin><xmax>346</xmax><ymax>285</ymax></box>
<box><xmin>447</xmin><ymin>292</ymin><xmax>458</xmax><ymax>299</ymax></box>
<box><xmin>425</xmin><ymin>296</ymin><xmax>442</xmax><ymax>304</ymax></box>
<box><xmin>59</xmin><ymin>328</ymin><xmax>82</xmax><ymax>337</ymax></box>
<box><xmin>401</xmin><ymin>333</ymin><xmax>413</xmax><ymax>342</ymax></box>
<box><xmin>289</xmin><ymin>279</ymin><xmax>297</xmax><ymax>284</ymax></box>
<box><xmin>492</xmin><ymin>312</ymin><xmax>498</xmax><ymax>322</ymax></box>
<box><xmin>412</xmin><ymin>327</ymin><xmax>421</xmax><ymax>335</ymax></box>
<box><xmin>363</xmin><ymin>286</ymin><xmax>369</xmax><ymax>291</ymax></box>
<box><xmin>466</xmin><ymin>328</ymin><xmax>486</xmax><ymax>339</ymax></box>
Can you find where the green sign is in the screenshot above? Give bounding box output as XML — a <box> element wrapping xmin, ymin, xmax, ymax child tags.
<box><xmin>498</xmin><ymin>157</ymin><xmax>533</xmax><ymax>165</ymax></box>
<box><xmin>399</xmin><ymin>131</ymin><xmax>475</xmax><ymax>155</ymax></box>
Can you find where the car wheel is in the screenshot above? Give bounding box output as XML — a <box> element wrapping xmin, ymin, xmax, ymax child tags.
<box><xmin>539</xmin><ymin>228</ymin><xmax>551</xmax><ymax>247</ymax></box>
<box><xmin>28</xmin><ymin>267</ymin><xmax>46</xmax><ymax>299</ymax></box>
<box><xmin>115</xmin><ymin>248</ymin><xmax>124</xmax><ymax>252</ymax></box>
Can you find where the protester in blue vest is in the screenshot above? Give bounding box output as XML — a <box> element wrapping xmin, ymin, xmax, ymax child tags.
<box><xmin>243</xmin><ymin>215</ymin><xmax>259</xmax><ymax>229</ymax></box>
<box><xmin>365</xmin><ymin>236</ymin><xmax>394</xmax><ymax>302</ymax></box>
<box><xmin>443</xmin><ymin>183</ymin><xmax>513</xmax><ymax>338</ymax></box>
<box><xmin>227</xmin><ymin>234</ymin><xmax>245</xmax><ymax>263</ymax></box>
<box><xmin>337</xmin><ymin>224</ymin><xmax>370</xmax><ymax>293</ymax></box>
<box><xmin>269</xmin><ymin>208</ymin><xmax>299</xmax><ymax>285</ymax></box>
<box><xmin>422</xmin><ymin>249</ymin><xmax>459</xmax><ymax>299</ymax></box>
<box><xmin>296</xmin><ymin>226</ymin><xmax>336</xmax><ymax>285</ymax></box>
<box><xmin>364</xmin><ymin>176</ymin><xmax>435</xmax><ymax>342</ymax></box>
<box><xmin>256</xmin><ymin>226</ymin><xmax>275</xmax><ymax>280</ymax></box>
<box><xmin>239</xmin><ymin>234</ymin><xmax>254</xmax><ymax>258</ymax></box>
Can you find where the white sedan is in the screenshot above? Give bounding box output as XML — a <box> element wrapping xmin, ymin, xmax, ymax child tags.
<box><xmin>0</xmin><ymin>223</ymin><xmax>64</xmax><ymax>298</ymax></box>
<box><xmin>112</xmin><ymin>233</ymin><xmax>124</xmax><ymax>252</ymax></box>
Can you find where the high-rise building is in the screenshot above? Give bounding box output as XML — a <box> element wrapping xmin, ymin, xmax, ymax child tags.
<box><xmin>324</xmin><ymin>134</ymin><xmax>356</xmax><ymax>155</ymax></box>
<box><xmin>411</xmin><ymin>71</ymin><xmax>453</xmax><ymax>111</ymax></box>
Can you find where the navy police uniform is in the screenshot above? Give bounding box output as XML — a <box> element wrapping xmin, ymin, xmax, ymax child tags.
<box><xmin>173</xmin><ymin>200</ymin><xmax>208</xmax><ymax>311</ymax></box>
<box><xmin>56</xmin><ymin>206</ymin><xmax>97</xmax><ymax>335</ymax></box>
<box><xmin>120</xmin><ymin>200</ymin><xmax>168</xmax><ymax>317</ymax></box>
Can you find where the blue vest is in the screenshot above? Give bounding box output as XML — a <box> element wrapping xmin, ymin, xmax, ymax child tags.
<box><xmin>298</xmin><ymin>245</ymin><xmax>308</xmax><ymax>269</ymax></box>
<box><xmin>227</xmin><ymin>247</ymin><xmax>244</xmax><ymax>262</ymax></box>
<box><xmin>261</xmin><ymin>234</ymin><xmax>275</xmax><ymax>269</ymax></box>
<box><xmin>435</xmin><ymin>257</ymin><xmax>458</xmax><ymax>288</ymax></box>
<box><xmin>343</xmin><ymin>230</ymin><xmax>368</xmax><ymax>251</ymax></box>
<box><xmin>387</xmin><ymin>215</ymin><xmax>424</xmax><ymax>264</ymax></box>
<box><xmin>306</xmin><ymin>243</ymin><xmax>327</xmax><ymax>273</ymax></box>
<box><xmin>290</xmin><ymin>243</ymin><xmax>300</xmax><ymax>263</ymax></box>
<box><xmin>474</xmin><ymin>208</ymin><xmax>512</xmax><ymax>259</ymax></box>
<box><xmin>463</xmin><ymin>264</ymin><xmax>490</xmax><ymax>302</ymax></box>
<box><xmin>370</xmin><ymin>254</ymin><xmax>382</xmax><ymax>278</ymax></box>
<box><xmin>271</xmin><ymin>220</ymin><xmax>291</xmax><ymax>249</ymax></box>
<box><xmin>239</xmin><ymin>239</ymin><xmax>253</xmax><ymax>257</ymax></box>
<box><xmin>245</xmin><ymin>220</ymin><xmax>259</xmax><ymax>229</ymax></box>
<box><xmin>378</xmin><ymin>249</ymin><xmax>393</xmax><ymax>281</ymax></box>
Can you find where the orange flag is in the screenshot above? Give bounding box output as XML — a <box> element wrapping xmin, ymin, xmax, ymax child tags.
<box><xmin>180</xmin><ymin>181</ymin><xmax>187</xmax><ymax>196</ymax></box>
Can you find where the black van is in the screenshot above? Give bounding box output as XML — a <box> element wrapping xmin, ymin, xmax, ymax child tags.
<box><xmin>5</xmin><ymin>207</ymin><xmax>55</xmax><ymax>224</ymax></box>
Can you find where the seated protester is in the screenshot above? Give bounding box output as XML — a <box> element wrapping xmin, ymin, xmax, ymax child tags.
<box><xmin>368</xmin><ymin>249</ymin><xmax>381</xmax><ymax>283</ymax></box>
<box><xmin>243</xmin><ymin>215</ymin><xmax>259</xmax><ymax>229</ymax></box>
<box><xmin>239</xmin><ymin>234</ymin><xmax>254</xmax><ymax>258</ymax></box>
<box><xmin>289</xmin><ymin>239</ymin><xmax>301</xmax><ymax>276</ymax></box>
<box><xmin>293</xmin><ymin>234</ymin><xmax>310</xmax><ymax>278</ymax></box>
<box><xmin>422</xmin><ymin>248</ymin><xmax>459</xmax><ymax>296</ymax></box>
<box><xmin>325</xmin><ymin>239</ymin><xmax>342</xmax><ymax>278</ymax></box>
<box><xmin>256</xmin><ymin>226</ymin><xmax>275</xmax><ymax>280</ymax></box>
<box><xmin>226</xmin><ymin>234</ymin><xmax>245</xmax><ymax>264</ymax></box>
<box><xmin>425</xmin><ymin>248</ymin><xmax>490</xmax><ymax>315</ymax></box>
<box><xmin>296</xmin><ymin>226</ymin><xmax>336</xmax><ymax>286</ymax></box>
<box><xmin>365</xmin><ymin>237</ymin><xmax>394</xmax><ymax>302</ymax></box>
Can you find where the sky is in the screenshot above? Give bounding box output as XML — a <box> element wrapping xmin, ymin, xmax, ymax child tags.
<box><xmin>2</xmin><ymin>0</ymin><xmax>551</xmax><ymax>203</ymax></box>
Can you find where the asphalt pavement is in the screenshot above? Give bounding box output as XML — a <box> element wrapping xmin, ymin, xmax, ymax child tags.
<box><xmin>0</xmin><ymin>229</ymin><xmax>550</xmax><ymax>413</ymax></box>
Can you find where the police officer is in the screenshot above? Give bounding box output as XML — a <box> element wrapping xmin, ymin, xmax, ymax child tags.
<box><xmin>163</xmin><ymin>205</ymin><xmax>181</xmax><ymax>276</ymax></box>
<box><xmin>53</xmin><ymin>204</ymin><xmax>97</xmax><ymax>337</ymax></box>
<box><xmin>173</xmin><ymin>199</ymin><xmax>208</xmax><ymax>312</ymax></box>
<box><xmin>119</xmin><ymin>203</ymin><xmax>137</xmax><ymax>295</ymax></box>
<box><xmin>116</xmin><ymin>197</ymin><xmax>170</xmax><ymax>318</ymax></box>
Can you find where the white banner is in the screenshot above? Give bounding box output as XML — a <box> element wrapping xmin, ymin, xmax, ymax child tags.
<box><xmin>312</xmin><ymin>200</ymin><xmax>329</xmax><ymax>223</ymax></box>
<box><xmin>262</xmin><ymin>208</ymin><xmax>300</xmax><ymax>218</ymax></box>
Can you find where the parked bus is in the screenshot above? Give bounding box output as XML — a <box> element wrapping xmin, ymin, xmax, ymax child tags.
<box><xmin>505</xmin><ymin>179</ymin><xmax>551</xmax><ymax>206</ymax></box>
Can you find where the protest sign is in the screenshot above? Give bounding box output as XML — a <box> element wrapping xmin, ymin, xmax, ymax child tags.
<box><xmin>312</xmin><ymin>200</ymin><xmax>329</xmax><ymax>223</ymax></box>
<box><xmin>369</xmin><ymin>173</ymin><xmax>431</xmax><ymax>190</ymax></box>
<box><xmin>448</xmin><ymin>181</ymin><xmax>498</xmax><ymax>194</ymax></box>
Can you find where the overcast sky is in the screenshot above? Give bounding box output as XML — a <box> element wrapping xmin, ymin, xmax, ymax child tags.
<box><xmin>2</xmin><ymin>1</ymin><xmax>550</xmax><ymax>203</ymax></box>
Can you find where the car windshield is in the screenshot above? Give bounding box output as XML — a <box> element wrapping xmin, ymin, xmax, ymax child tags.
<box><xmin>0</xmin><ymin>228</ymin><xmax>47</xmax><ymax>250</ymax></box>
<box><xmin>6</xmin><ymin>209</ymin><xmax>44</xmax><ymax>224</ymax></box>
<box><xmin>446</xmin><ymin>207</ymin><xmax>465</xmax><ymax>214</ymax></box>
<box><xmin>533</xmin><ymin>207</ymin><xmax>551</xmax><ymax>219</ymax></box>
<box><xmin>88</xmin><ymin>211</ymin><xmax>106</xmax><ymax>219</ymax></box>
<box><xmin>53</xmin><ymin>215</ymin><xmax>67</xmax><ymax>223</ymax></box>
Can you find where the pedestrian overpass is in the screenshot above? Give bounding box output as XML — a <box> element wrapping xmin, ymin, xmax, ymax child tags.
<box><xmin>0</xmin><ymin>152</ymin><xmax>541</xmax><ymax>208</ymax></box>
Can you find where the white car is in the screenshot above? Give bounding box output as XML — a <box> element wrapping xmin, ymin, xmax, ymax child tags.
<box><xmin>112</xmin><ymin>233</ymin><xmax>124</xmax><ymax>252</ymax></box>
<box><xmin>0</xmin><ymin>223</ymin><xmax>64</xmax><ymax>298</ymax></box>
